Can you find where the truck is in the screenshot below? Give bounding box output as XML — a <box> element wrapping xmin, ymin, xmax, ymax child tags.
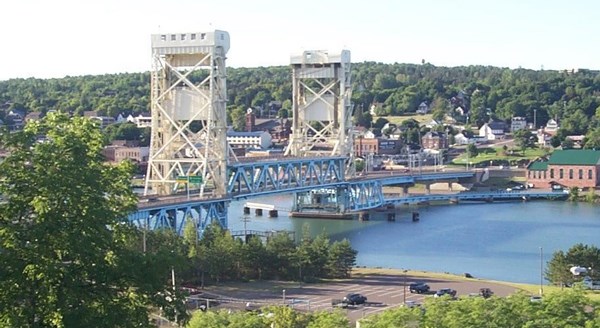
<box><xmin>583</xmin><ymin>277</ymin><xmax>600</xmax><ymax>290</ymax></box>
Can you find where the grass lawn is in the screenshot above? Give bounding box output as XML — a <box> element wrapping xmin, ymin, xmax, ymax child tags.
<box><xmin>452</xmin><ymin>147</ymin><xmax>549</xmax><ymax>166</ymax></box>
<box><xmin>379</xmin><ymin>114</ymin><xmax>433</xmax><ymax>125</ymax></box>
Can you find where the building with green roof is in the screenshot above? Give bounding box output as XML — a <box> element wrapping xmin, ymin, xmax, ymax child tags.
<box><xmin>527</xmin><ymin>149</ymin><xmax>600</xmax><ymax>189</ymax></box>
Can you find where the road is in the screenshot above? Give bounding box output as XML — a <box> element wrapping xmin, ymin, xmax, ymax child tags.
<box><xmin>195</xmin><ymin>269</ymin><xmax>523</xmax><ymax>324</ymax></box>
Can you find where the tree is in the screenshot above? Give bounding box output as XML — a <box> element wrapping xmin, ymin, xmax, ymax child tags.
<box><xmin>546</xmin><ymin>244</ymin><xmax>600</xmax><ymax>286</ymax></box>
<box><xmin>584</xmin><ymin>127</ymin><xmax>600</xmax><ymax>149</ymax></box>
<box><xmin>230</xmin><ymin>106</ymin><xmax>247</xmax><ymax>131</ymax></box>
<box><xmin>466</xmin><ymin>143</ymin><xmax>479</xmax><ymax>158</ymax></box>
<box><xmin>513</xmin><ymin>129</ymin><xmax>535</xmax><ymax>154</ymax></box>
<box><xmin>0</xmin><ymin>113</ymin><xmax>186</xmax><ymax>327</ymax></box>
<box><xmin>307</xmin><ymin>310</ymin><xmax>349</xmax><ymax>328</ymax></box>
<box><xmin>326</xmin><ymin>239</ymin><xmax>357</xmax><ymax>278</ymax></box>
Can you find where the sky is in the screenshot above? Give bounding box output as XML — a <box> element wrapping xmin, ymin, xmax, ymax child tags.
<box><xmin>1</xmin><ymin>0</ymin><xmax>598</xmax><ymax>81</ymax></box>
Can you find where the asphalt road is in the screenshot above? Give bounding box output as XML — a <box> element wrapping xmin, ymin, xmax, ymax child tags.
<box><xmin>195</xmin><ymin>270</ymin><xmax>523</xmax><ymax>323</ymax></box>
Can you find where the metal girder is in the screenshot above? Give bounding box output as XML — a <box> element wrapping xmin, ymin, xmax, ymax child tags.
<box><xmin>145</xmin><ymin>31</ymin><xmax>230</xmax><ymax>197</ymax></box>
<box><xmin>347</xmin><ymin>180</ymin><xmax>385</xmax><ymax>211</ymax></box>
<box><xmin>285</xmin><ymin>50</ymin><xmax>354</xmax><ymax>175</ymax></box>
<box><xmin>227</xmin><ymin>156</ymin><xmax>346</xmax><ymax>195</ymax></box>
<box><xmin>127</xmin><ymin>200</ymin><xmax>228</xmax><ymax>236</ymax></box>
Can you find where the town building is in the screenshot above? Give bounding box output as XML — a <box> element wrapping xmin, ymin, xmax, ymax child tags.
<box><xmin>421</xmin><ymin>131</ymin><xmax>448</xmax><ymax>150</ymax></box>
<box><xmin>354</xmin><ymin>137</ymin><xmax>401</xmax><ymax>156</ymax></box>
<box><xmin>479</xmin><ymin>121</ymin><xmax>506</xmax><ymax>140</ymax></box>
<box><xmin>127</xmin><ymin>112</ymin><xmax>152</xmax><ymax>128</ymax></box>
<box><xmin>102</xmin><ymin>145</ymin><xmax>149</xmax><ymax>164</ymax></box>
<box><xmin>227</xmin><ymin>130</ymin><xmax>272</xmax><ymax>149</ymax></box>
<box><xmin>510</xmin><ymin>117</ymin><xmax>527</xmax><ymax>132</ymax></box>
<box><xmin>526</xmin><ymin>149</ymin><xmax>600</xmax><ymax>189</ymax></box>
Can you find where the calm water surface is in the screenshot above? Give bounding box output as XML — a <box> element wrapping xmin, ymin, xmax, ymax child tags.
<box><xmin>228</xmin><ymin>195</ymin><xmax>600</xmax><ymax>284</ymax></box>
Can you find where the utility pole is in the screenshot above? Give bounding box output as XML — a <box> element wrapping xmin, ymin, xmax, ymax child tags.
<box><xmin>539</xmin><ymin>247</ymin><xmax>544</xmax><ymax>296</ymax></box>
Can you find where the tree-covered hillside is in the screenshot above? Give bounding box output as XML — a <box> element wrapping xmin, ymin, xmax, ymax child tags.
<box><xmin>1</xmin><ymin>63</ymin><xmax>600</xmax><ymax>146</ymax></box>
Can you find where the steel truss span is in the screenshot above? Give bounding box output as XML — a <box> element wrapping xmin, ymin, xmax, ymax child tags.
<box><xmin>227</xmin><ymin>156</ymin><xmax>346</xmax><ymax>196</ymax></box>
<box><xmin>128</xmin><ymin>199</ymin><xmax>228</xmax><ymax>236</ymax></box>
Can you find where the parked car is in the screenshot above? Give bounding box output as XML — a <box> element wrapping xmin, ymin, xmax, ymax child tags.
<box><xmin>343</xmin><ymin>293</ymin><xmax>367</xmax><ymax>305</ymax></box>
<box><xmin>479</xmin><ymin>288</ymin><xmax>493</xmax><ymax>298</ymax></box>
<box><xmin>434</xmin><ymin>288</ymin><xmax>457</xmax><ymax>298</ymax></box>
<box><xmin>409</xmin><ymin>282</ymin><xmax>430</xmax><ymax>294</ymax></box>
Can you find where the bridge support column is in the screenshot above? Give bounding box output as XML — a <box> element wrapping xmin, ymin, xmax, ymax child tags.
<box><xmin>412</xmin><ymin>212</ymin><xmax>420</xmax><ymax>222</ymax></box>
<box><xmin>359</xmin><ymin>212</ymin><xmax>370</xmax><ymax>221</ymax></box>
<box><xmin>425</xmin><ymin>183</ymin><xmax>431</xmax><ymax>194</ymax></box>
<box><xmin>243</xmin><ymin>207</ymin><xmax>250</xmax><ymax>215</ymax></box>
<box><xmin>268</xmin><ymin>210</ymin><xmax>278</xmax><ymax>218</ymax></box>
<box><xmin>402</xmin><ymin>186</ymin><xmax>409</xmax><ymax>196</ymax></box>
<box><xmin>448</xmin><ymin>182</ymin><xmax>453</xmax><ymax>191</ymax></box>
<box><xmin>255</xmin><ymin>209</ymin><xmax>263</xmax><ymax>216</ymax></box>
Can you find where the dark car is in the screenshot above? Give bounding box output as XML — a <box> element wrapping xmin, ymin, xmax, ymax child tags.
<box><xmin>343</xmin><ymin>293</ymin><xmax>367</xmax><ymax>305</ymax></box>
<box><xmin>409</xmin><ymin>282</ymin><xmax>430</xmax><ymax>294</ymax></box>
<box><xmin>479</xmin><ymin>288</ymin><xmax>493</xmax><ymax>298</ymax></box>
<box><xmin>434</xmin><ymin>288</ymin><xmax>457</xmax><ymax>298</ymax></box>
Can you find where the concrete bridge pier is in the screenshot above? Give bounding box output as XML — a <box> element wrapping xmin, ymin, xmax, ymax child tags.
<box><xmin>359</xmin><ymin>212</ymin><xmax>370</xmax><ymax>221</ymax></box>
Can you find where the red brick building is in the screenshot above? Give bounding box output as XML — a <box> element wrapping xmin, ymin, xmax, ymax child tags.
<box><xmin>354</xmin><ymin>137</ymin><xmax>402</xmax><ymax>156</ymax></box>
<box><xmin>421</xmin><ymin>131</ymin><xmax>448</xmax><ymax>150</ymax></box>
<box><xmin>527</xmin><ymin>149</ymin><xmax>600</xmax><ymax>189</ymax></box>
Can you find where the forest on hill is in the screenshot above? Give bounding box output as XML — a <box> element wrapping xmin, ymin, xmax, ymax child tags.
<box><xmin>1</xmin><ymin>63</ymin><xmax>600</xmax><ymax>147</ymax></box>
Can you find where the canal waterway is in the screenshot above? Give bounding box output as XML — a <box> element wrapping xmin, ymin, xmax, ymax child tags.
<box><xmin>227</xmin><ymin>195</ymin><xmax>600</xmax><ymax>284</ymax></box>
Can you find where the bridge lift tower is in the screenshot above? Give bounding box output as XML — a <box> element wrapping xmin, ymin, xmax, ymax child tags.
<box><xmin>285</xmin><ymin>50</ymin><xmax>354</xmax><ymax>173</ymax></box>
<box><xmin>145</xmin><ymin>30</ymin><xmax>230</xmax><ymax>197</ymax></box>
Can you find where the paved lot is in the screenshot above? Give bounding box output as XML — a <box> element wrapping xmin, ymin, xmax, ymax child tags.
<box><xmin>195</xmin><ymin>270</ymin><xmax>523</xmax><ymax>323</ymax></box>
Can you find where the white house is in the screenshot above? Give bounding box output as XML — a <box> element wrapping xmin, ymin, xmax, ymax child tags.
<box><xmin>227</xmin><ymin>130</ymin><xmax>272</xmax><ymax>149</ymax></box>
<box><xmin>510</xmin><ymin>117</ymin><xmax>527</xmax><ymax>132</ymax></box>
<box><xmin>545</xmin><ymin>119</ymin><xmax>559</xmax><ymax>132</ymax></box>
<box><xmin>127</xmin><ymin>112</ymin><xmax>152</xmax><ymax>128</ymax></box>
<box><xmin>479</xmin><ymin>121</ymin><xmax>506</xmax><ymax>140</ymax></box>
<box><xmin>416</xmin><ymin>102</ymin><xmax>429</xmax><ymax>114</ymax></box>
<box><xmin>536</xmin><ymin>129</ymin><xmax>552</xmax><ymax>147</ymax></box>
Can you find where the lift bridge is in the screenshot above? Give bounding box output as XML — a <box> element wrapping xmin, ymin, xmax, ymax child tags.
<box><xmin>129</xmin><ymin>29</ymin><xmax>476</xmax><ymax>235</ymax></box>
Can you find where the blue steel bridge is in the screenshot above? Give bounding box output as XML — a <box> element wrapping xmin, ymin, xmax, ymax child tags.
<box><xmin>127</xmin><ymin>155</ymin><xmax>482</xmax><ymax>234</ymax></box>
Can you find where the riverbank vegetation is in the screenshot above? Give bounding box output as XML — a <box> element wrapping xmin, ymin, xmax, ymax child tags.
<box><xmin>546</xmin><ymin>243</ymin><xmax>600</xmax><ymax>287</ymax></box>
<box><xmin>360</xmin><ymin>288</ymin><xmax>600</xmax><ymax>328</ymax></box>
<box><xmin>177</xmin><ymin>223</ymin><xmax>357</xmax><ymax>285</ymax></box>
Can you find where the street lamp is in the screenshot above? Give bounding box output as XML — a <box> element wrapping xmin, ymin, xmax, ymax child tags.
<box><xmin>403</xmin><ymin>270</ymin><xmax>407</xmax><ymax>304</ymax></box>
<box><xmin>539</xmin><ymin>247</ymin><xmax>544</xmax><ymax>296</ymax></box>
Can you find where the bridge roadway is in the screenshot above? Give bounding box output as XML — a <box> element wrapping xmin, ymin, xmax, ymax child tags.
<box><xmin>385</xmin><ymin>189</ymin><xmax>569</xmax><ymax>205</ymax></box>
<box><xmin>130</xmin><ymin>156</ymin><xmax>476</xmax><ymax>233</ymax></box>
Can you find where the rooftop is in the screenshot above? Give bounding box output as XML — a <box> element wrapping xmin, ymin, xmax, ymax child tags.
<box><xmin>547</xmin><ymin>149</ymin><xmax>600</xmax><ymax>166</ymax></box>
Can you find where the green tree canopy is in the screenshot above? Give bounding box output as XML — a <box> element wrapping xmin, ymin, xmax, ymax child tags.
<box><xmin>0</xmin><ymin>113</ymin><xmax>186</xmax><ymax>327</ymax></box>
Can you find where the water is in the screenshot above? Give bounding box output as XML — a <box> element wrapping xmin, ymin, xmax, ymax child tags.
<box><xmin>228</xmin><ymin>195</ymin><xmax>600</xmax><ymax>284</ymax></box>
